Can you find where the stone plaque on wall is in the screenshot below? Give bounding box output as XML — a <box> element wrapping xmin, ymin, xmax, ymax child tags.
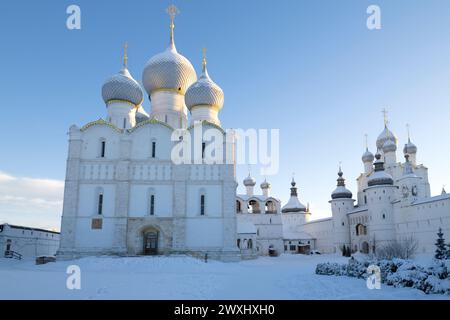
<box><xmin>91</xmin><ymin>218</ymin><xmax>103</xmax><ymax>230</ymax></box>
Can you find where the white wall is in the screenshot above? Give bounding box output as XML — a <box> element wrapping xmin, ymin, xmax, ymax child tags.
<box><xmin>187</xmin><ymin>185</ymin><xmax>222</xmax><ymax>217</ymax></box>
<box><xmin>129</xmin><ymin>185</ymin><xmax>173</xmax><ymax>217</ymax></box>
<box><xmin>0</xmin><ymin>225</ymin><xmax>60</xmax><ymax>259</ymax></box>
<box><xmin>185</xmin><ymin>218</ymin><xmax>223</xmax><ymax>248</ymax></box>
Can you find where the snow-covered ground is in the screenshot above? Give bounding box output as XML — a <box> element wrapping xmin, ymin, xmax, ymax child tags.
<box><xmin>0</xmin><ymin>254</ymin><xmax>449</xmax><ymax>300</ymax></box>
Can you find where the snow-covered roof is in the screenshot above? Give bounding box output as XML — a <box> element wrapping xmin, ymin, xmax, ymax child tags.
<box><xmin>303</xmin><ymin>217</ymin><xmax>332</xmax><ymax>225</ymax></box>
<box><xmin>412</xmin><ymin>193</ymin><xmax>450</xmax><ymax>206</ymax></box>
<box><xmin>347</xmin><ymin>207</ymin><xmax>368</xmax><ymax>215</ymax></box>
<box><xmin>236</xmin><ymin>194</ymin><xmax>280</xmax><ymax>203</ymax></box>
<box><xmin>283</xmin><ymin>230</ymin><xmax>315</xmax><ymax>240</ymax></box>
<box><xmin>281</xmin><ymin>196</ymin><xmax>306</xmax><ymax>213</ymax></box>
<box><xmin>237</xmin><ymin>222</ymin><xmax>257</xmax><ymax>234</ymax></box>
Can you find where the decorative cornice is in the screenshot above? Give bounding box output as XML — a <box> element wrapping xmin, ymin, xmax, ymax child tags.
<box><xmin>128</xmin><ymin>118</ymin><xmax>174</xmax><ymax>132</ymax></box>
<box><xmin>106</xmin><ymin>99</ymin><xmax>138</xmax><ymax>108</ymax></box>
<box><xmin>190</xmin><ymin>104</ymin><xmax>222</xmax><ymax>112</ymax></box>
<box><xmin>187</xmin><ymin>120</ymin><xmax>224</xmax><ymax>133</ymax></box>
<box><xmin>80</xmin><ymin>119</ymin><xmax>123</xmax><ymax>133</ymax></box>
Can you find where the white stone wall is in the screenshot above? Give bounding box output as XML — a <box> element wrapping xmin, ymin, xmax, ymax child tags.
<box><xmin>300</xmin><ymin>218</ymin><xmax>335</xmax><ymax>253</ymax></box>
<box><xmin>0</xmin><ymin>225</ymin><xmax>60</xmax><ymax>259</ymax></box>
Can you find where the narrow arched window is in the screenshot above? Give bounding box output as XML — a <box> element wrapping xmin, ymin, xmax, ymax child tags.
<box><xmin>150</xmin><ymin>195</ymin><xmax>155</xmax><ymax>216</ymax></box>
<box><xmin>100</xmin><ymin>139</ymin><xmax>106</xmax><ymax>158</ymax></box>
<box><xmin>123</xmin><ymin>118</ymin><xmax>126</xmax><ymax>129</ymax></box>
<box><xmin>151</xmin><ymin>141</ymin><xmax>156</xmax><ymax>158</ymax></box>
<box><xmin>202</xmin><ymin>142</ymin><xmax>206</xmax><ymax>159</ymax></box>
<box><xmin>200</xmin><ymin>195</ymin><xmax>205</xmax><ymax>216</ymax></box>
<box><xmin>97</xmin><ymin>191</ymin><xmax>104</xmax><ymax>215</ymax></box>
<box><xmin>236</xmin><ymin>200</ymin><xmax>241</xmax><ymax>213</ymax></box>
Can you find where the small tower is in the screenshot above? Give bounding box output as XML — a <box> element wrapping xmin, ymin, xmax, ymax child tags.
<box><xmin>260</xmin><ymin>179</ymin><xmax>271</xmax><ymax>198</ymax></box>
<box><xmin>364</xmin><ymin>152</ymin><xmax>397</xmax><ymax>252</ymax></box>
<box><xmin>330</xmin><ymin>166</ymin><xmax>354</xmax><ymax>254</ymax></box>
<box><xmin>362</xmin><ymin>135</ymin><xmax>375</xmax><ymax>174</ymax></box>
<box><xmin>281</xmin><ymin>178</ymin><xmax>310</xmax><ymax>225</ymax></box>
<box><xmin>403</xmin><ymin>124</ymin><xmax>418</xmax><ymax>166</ymax></box>
<box><xmin>397</xmin><ymin>154</ymin><xmax>422</xmax><ymax>205</ymax></box>
<box><xmin>102</xmin><ymin>43</ymin><xmax>144</xmax><ymax>129</ymax></box>
<box><xmin>243</xmin><ymin>174</ymin><xmax>256</xmax><ymax>197</ymax></box>
<box><xmin>376</xmin><ymin>109</ymin><xmax>398</xmax><ymax>166</ymax></box>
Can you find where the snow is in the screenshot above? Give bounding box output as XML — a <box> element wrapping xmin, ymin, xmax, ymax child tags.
<box><xmin>0</xmin><ymin>254</ymin><xmax>449</xmax><ymax>300</ymax></box>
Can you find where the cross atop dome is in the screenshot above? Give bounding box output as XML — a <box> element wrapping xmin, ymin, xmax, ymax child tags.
<box><xmin>382</xmin><ymin>108</ymin><xmax>389</xmax><ymax>127</ymax></box>
<box><xmin>167</xmin><ymin>4</ymin><xmax>180</xmax><ymax>47</ymax></box>
<box><xmin>123</xmin><ymin>42</ymin><xmax>128</xmax><ymax>68</ymax></box>
<box><xmin>202</xmin><ymin>47</ymin><xmax>207</xmax><ymax>71</ymax></box>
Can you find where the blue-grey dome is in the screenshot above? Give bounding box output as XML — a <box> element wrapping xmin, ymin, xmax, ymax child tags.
<box><xmin>260</xmin><ymin>179</ymin><xmax>271</xmax><ymax>189</ymax></box>
<box><xmin>243</xmin><ymin>175</ymin><xmax>256</xmax><ymax>187</ymax></box>
<box><xmin>403</xmin><ymin>139</ymin><xmax>417</xmax><ymax>154</ymax></box>
<box><xmin>362</xmin><ymin>149</ymin><xmax>374</xmax><ymax>163</ymax></box>
<box><xmin>102</xmin><ymin>68</ymin><xmax>144</xmax><ymax>105</ymax></box>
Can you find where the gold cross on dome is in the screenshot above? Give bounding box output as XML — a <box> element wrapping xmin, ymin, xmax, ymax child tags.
<box><xmin>364</xmin><ymin>134</ymin><xmax>368</xmax><ymax>149</ymax></box>
<box><xmin>202</xmin><ymin>47</ymin><xmax>207</xmax><ymax>69</ymax></box>
<box><xmin>123</xmin><ymin>42</ymin><xmax>128</xmax><ymax>68</ymax></box>
<box><xmin>167</xmin><ymin>5</ymin><xmax>179</xmax><ymax>23</ymax></box>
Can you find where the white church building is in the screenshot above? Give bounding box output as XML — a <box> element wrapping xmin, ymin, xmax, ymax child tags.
<box><xmin>58</xmin><ymin>6</ymin><xmax>239</xmax><ymax>261</ymax></box>
<box><xmin>57</xmin><ymin>6</ymin><xmax>450</xmax><ymax>261</ymax></box>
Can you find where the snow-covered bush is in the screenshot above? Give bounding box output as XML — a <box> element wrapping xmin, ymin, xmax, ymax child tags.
<box><xmin>315</xmin><ymin>263</ymin><xmax>346</xmax><ymax>276</ymax></box>
<box><xmin>385</xmin><ymin>261</ymin><xmax>428</xmax><ymax>290</ymax></box>
<box><xmin>428</xmin><ymin>259</ymin><xmax>448</xmax><ymax>280</ymax></box>
<box><xmin>315</xmin><ymin>257</ymin><xmax>450</xmax><ymax>295</ymax></box>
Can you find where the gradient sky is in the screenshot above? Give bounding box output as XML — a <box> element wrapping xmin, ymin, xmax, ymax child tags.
<box><xmin>1</xmin><ymin>0</ymin><xmax>450</xmax><ymax>230</ymax></box>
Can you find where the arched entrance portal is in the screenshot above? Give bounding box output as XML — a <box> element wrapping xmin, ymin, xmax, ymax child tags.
<box><xmin>361</xmin><ymin>241</ymin><xmax>369</xmax><ymax>254</ymax></box>
<box><xmin>143</xmin><ymin>230</ymin><xmax>159</xmax><ymax>255</ymax></box>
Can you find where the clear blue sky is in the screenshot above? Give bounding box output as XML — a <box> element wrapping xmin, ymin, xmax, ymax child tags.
<box><xmin>1</xmin><ymin>0</ymin><xmax>450</xmax><ymax>227</ymax></box>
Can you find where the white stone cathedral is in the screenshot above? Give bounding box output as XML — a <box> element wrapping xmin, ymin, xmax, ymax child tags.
<box><xmin>58</xmin><ymin>7</ymin><xmax>240</xmax><ymax>261</ymax></box>
<box><xmin>58</xmin><ymin>6</ymin><xmax>450</xmax><ymax>261</ymax></box>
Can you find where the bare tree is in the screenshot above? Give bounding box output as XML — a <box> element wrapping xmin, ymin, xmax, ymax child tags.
<box><xmin>375</xmin><ymin>237</ymin><xmax>418</xmax><ymax>260</ymax></box>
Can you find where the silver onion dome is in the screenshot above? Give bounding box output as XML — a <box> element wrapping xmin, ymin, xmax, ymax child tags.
<box><xmin>403</xmin><ymin>139</ymin><xmax>417</xmax><ymax>154</ymax></box>
<box><xmin>243</xmin><ymin>174</ymin><xmax>256</xmax><ymax>187</ymax></box>
<box><xmin>260</xmin><ymin>179</ymin><xmax>271</xmax><ymax>190</ymax></box>
<box><xmin>362</xmin><ymin>148</ymin><xmax>375</xmax><ymax>163</ymax></box>
<box><xmin>102</xmin><ymin>68</ymin><xmax>144</xmax><ymax>106</ymax></box>
<box><xmin>142</xmin><ymin>14</ymin><xmax>196</xmax><ymax>96</ymax></box>
<box><xmin>376</xmin><ymin>126</ymin><xmax>397</xmax><ymax>150</ymax></box>
<box><xmin>382</xmin><ymin>139</ymin><xmax>397</xmax><ymax>153</ymax></box>
<box><xmin>185</xmin><ymin>55</ymin><xmax>224</xmax><ymax>111</ymax></box>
